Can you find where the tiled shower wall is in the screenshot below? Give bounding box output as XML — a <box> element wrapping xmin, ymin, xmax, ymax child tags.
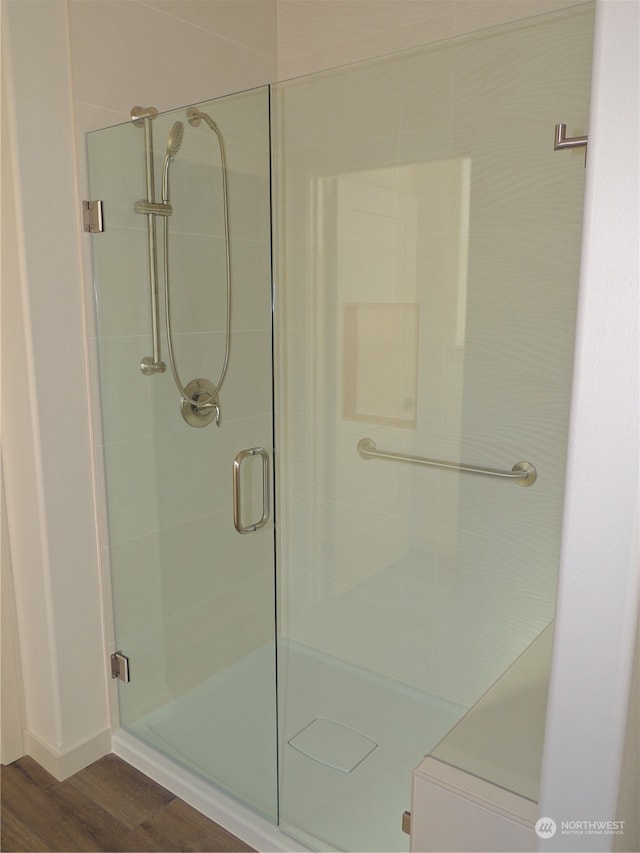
<box><xmin>277</xmin><ymin>0</ymin><xmax>588</xmax><ymax>80</ymax></box>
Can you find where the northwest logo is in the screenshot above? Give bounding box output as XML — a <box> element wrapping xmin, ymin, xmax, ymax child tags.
<box><xmin>535</xmin><ymin>818</ymin><xmax>557</xmax><ymax>838</ymax></box>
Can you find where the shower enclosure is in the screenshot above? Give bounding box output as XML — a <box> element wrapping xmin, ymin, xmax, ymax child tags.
<box><xmin>87</xmin><ymin>5</ymin><xmax>594</xmax><ymax>851</ymax></box>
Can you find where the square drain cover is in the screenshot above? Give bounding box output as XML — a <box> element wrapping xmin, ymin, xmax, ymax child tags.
<box><xmin>288</xmin><ymin>717</ymin><xmax>377</xmax><ymax>772</ymax></box>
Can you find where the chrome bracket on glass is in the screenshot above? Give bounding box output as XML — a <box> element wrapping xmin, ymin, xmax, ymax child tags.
<box><xmin>82</xmin><ymin>199</ymin><xmax>104</xmax><ymax>234</ymax></box>
<box><xmin>110</xmin><ymin>650</ymin><xmax>130</xmax><ymax>683</ymax></box>
<box><xmin>233</xmin><ymin>447</ymin><xmax>270</xmax><ymax>533</ymax></box>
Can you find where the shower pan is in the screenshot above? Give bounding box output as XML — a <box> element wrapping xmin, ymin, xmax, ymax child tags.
<box><xmin>87</xmin><ymin>5</ymin><xmax>594</xmax><ymax>851</ymax></box>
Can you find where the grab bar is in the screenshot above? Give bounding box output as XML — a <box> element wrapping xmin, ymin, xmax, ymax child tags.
<box><xmin>357</xmin><ymin>438</ymin><xmax>537</xmax><ymax>486</ymax></box>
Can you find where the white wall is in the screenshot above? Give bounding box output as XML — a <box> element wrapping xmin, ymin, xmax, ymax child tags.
<box><xmin>2</xmin><ymin>0</ymin><xmax>112</xmax><ymax>778</ymax></box>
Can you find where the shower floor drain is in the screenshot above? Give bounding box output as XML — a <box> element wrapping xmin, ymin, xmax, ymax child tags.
<box><xmin>288</xmin><ymin>717</ymin><xmax>377</xmax><ymax>772</ymax></box>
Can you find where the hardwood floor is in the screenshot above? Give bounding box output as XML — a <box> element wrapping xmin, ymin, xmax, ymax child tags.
<box><xmin>0</xmin><ymin>754</ymin><xmax>256</xmax><ymax>852</ymax></box>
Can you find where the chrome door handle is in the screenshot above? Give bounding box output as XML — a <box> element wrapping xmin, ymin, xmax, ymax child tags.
<box><xmin>232</xmin><ymin>447</ymin><xmax>270</xmax><ymax>534</ymax></box>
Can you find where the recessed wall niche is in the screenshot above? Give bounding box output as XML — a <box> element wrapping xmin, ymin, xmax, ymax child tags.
<box><xmin>342</xmin><ymin>302</ymin><xmax>419</xmax><ymax>428</ymax></box>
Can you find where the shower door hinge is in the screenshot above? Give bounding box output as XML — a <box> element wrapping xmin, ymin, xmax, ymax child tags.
<box><xmin>110</xmin><ymin>651</ymin><xmax>130</xmax><ymax>683</ymax></box>
<box><xmin>82</xmin><ymin>199</ymin><xmax>104</xmax><ymax>233</ymax></box>
<box><xmin>402</xmin><ymin>810</ymin><xmax>411</xmax><ymax>835</ymax></box>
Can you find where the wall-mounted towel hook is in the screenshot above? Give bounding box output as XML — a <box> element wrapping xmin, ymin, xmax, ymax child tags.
<box><xmin>554</xmin><ymin>123</ymin><xmax>588</xmax><ymax>150</ymax></box>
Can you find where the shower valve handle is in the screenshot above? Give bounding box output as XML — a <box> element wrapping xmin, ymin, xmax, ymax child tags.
<box><xmin>198</xmin><ymin>399</ymin><xmax>221</xmax><ymax>426</ymax></box>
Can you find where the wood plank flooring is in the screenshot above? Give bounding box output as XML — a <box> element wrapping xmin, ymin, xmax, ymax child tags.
<box><xmin>0</xmin><ymin>754</ymin><xmax>256</xmax><ymax>852</ymax></box>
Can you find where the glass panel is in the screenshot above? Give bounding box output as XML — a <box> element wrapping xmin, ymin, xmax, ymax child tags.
<box><xmin>272</xmin><ymin>5</ymin><xmax>594</xmax><ymax>851</ymax></box>
<box><xmin>430</xmin><ymin>623</ymin><xmax>554</xmax><ymax>802</ymax></box>
<box><xmin>88</xmin><ymin>88</ymin><xmax>277</xmax><ymax>819</ymax></box>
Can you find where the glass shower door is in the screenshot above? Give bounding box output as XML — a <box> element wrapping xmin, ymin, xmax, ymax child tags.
<box><xmin>272</xmin><ymin>5</ymin><xmax>594</xmax><ymax>851</ymax></box>
<box><xmin>88</xmin><ymin>87</ymin><xmax>277</xmax><ymax>819</ymax></box>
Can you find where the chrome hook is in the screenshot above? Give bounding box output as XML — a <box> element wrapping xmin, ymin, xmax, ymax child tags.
<box><xmin>553</xmin><ymin>123</ymin><xmax>588</xmax><ymax>150</ymax></box>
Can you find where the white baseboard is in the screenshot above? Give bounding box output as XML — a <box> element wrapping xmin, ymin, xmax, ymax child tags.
<box><xmin>23</xmin><ymin>727</ymin><xmax>111</xmax><ymax>781</ymax></box>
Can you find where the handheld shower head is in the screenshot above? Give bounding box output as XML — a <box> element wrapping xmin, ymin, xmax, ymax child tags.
<box><xmin>162</xmin><ymin>121</ymin><xmax>184</xmax><ymax>202</ymax></box>
<box><xmin>166</xmin><ymin>121</ymin><xmax>184</xmax><ymax>160</ymax></box>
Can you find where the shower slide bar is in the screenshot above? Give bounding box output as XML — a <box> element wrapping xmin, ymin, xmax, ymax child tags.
<box><xmin>357</xmin><ymin>438</ymin><xmax>537</xmax><ymax>486</ymax></box>
<box><xmin>132</xmin><ymin>106</ymin><xmax>166</xmax><ymax>376</ymax></box>
<box><xmin>131</xmin><ymin>104</ymin><xmax>230</xmax><ymax>428</ymax></box>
